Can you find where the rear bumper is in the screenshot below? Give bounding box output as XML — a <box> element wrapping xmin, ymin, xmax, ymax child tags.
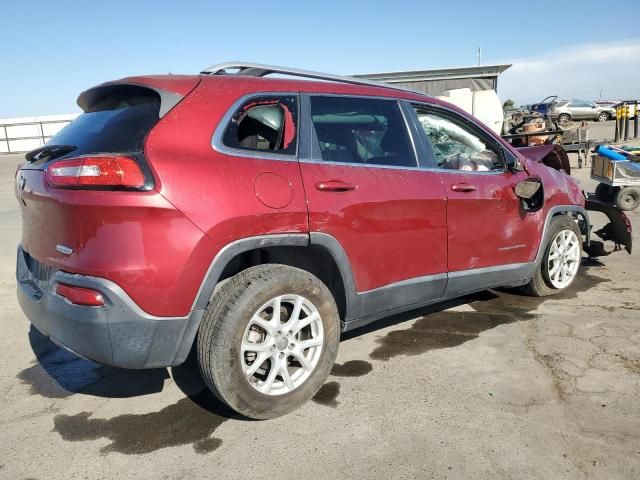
<box><xmin>16</xmin><ymin>247</ymin><xmax>203</xmax><ymax>369</ymax></box>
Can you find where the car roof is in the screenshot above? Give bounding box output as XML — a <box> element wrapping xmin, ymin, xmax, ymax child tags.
<box><xmin>115</xmin><ymin>73</ymin><xmax>435</xmax><ymax>103</ymax></box>
<box><xmin>105</xmin><ymin>73</ymin><xmax>480</xmax><ymax>127</ymax></box>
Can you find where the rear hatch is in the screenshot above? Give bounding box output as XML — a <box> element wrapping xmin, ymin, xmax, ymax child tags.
<box><xmin>17</xmin><ymin>77</ymin><xmax>199</xmax><ymax>267</ymax></box>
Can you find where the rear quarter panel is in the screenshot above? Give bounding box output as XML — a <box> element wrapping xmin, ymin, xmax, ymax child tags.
<box><xmin>143</xmin><ymin>79</ymin><xmax>309</xmax><ymax>276</ymax></box>
<box><xmin>70</xmin><ymin>190</ymin><xmax>216</xmax><ymax>317</ymax></box>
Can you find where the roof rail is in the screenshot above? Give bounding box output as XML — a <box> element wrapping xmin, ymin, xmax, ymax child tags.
<box><xmin>200</xmin><ymin>62</ymin><xmax>426</xmax><ymax>96</ymax></box>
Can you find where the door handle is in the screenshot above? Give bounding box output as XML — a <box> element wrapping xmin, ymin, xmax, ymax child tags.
<box><xmin>315</xmin><ymin>180</ymin><xmax>357</xmax><ymax>192</ymax></box>
<box><xmin>450</xmin><ymin>183</ymin><xmax>477</xmax><ymax>193</ymax></box>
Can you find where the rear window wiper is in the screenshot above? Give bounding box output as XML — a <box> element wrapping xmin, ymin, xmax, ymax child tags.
<box><xmin>25</xmin><ymin>144</ymin><xmax>77</xmax><ymax>162</ymax></box>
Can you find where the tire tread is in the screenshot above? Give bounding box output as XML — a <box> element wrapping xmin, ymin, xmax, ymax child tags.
<box><xmin>197</xmin><ymin>264</ymin><xmax>339</xmax><ymax>419</ymax></box>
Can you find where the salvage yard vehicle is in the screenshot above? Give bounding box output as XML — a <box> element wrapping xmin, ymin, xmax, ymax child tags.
<box><xmin>551</xmin><ymin>99</ymin><xmax>614</xmax><ymax>123</ymax></box>
<box><xmin>530</xmin><ymin>96</ymin><xmax>614</xmax><ymax>123</ymax></box>
<box><xmin>15</xmin><ymin>63</ymin><xmax>633</xmax><ymax>419</ymax></box>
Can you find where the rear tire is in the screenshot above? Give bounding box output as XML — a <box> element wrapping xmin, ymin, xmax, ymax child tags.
<box><xmin>197</xmin><ymin>264</ymin><xmax>340</xmax><ymax>419</ymax></box>
<box><xmin>520</xmin><ymin>216</ymin><xmax>582</xmax><ymax>297</ymax></box>
<box><xmin>615</xmin><ymin>186</ymin><xmax>640</xmax><ymax>211</ymax></box>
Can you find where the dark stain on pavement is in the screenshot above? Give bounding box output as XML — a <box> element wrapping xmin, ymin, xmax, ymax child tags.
<box><xmin>370</xmin><ymin>269</ymin><xmax>608</xmax><ymax>361</ymax></box>
<box><xmin>314</xmin><ymin>360</ymin><xmax>371</xmax><ymax>408</ymax></box>
<box><xmin>17</xmin><ymin>327</ymin><xmax>168</xmax><ymax>399</ymax></box>
<box><xmin>313</xmin><ymin>381</ymin><xmax>340</xmax><ymax>407</ymax></box>
<box><xmin>331</xmin><ymin>360</ymin><xmax>373</xmax><ymax>377</ymax></box>
<box><xmin>52</xmin><ymin>389</ymin><xmax>233</xmax><ymax>454</ymax></box>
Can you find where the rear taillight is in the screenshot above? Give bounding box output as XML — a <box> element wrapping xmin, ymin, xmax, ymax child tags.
<box><xmin>46</xmin><ymin>156</ymin><xmax>145</xmax><ymax>189</ymax></box>
<box><xmin>56</xmin><ymin>283</ymin><xmax>105</xmax><ymax>306</ymax></box>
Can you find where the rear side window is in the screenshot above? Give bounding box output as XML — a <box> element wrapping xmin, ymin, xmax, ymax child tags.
<box><xmin>49</xmin><ymin>84</ymin><xmax>161</xmax><ymax>157</ymax></box>
<box><xmin>222</xmin><ymin>95</ymin><xmax>297</xmax><ymax>155</ymax></box>
<box><xmin>310</xmin><ymin>96</ymin><xmax>416</xmax><ymax>168</ymax></box>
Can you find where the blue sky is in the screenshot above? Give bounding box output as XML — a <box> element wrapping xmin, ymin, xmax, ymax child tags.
<box><xmin>2</xmin><ymin>0</ymin><xmax>639</xmax><ymax>117</ymax></box>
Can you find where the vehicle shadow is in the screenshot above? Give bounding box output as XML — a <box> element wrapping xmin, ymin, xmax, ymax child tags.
<box><xmin>19</xmin><ymin>326</ymin><xmax>170</xmax><ymax>399</ymax></box>
<box><xmin>20</xmin><ymin>325</ymin><xmax>235</xmax><ymax>418</ymax></box>
<box><xmin>170</xmin><ymin>347</ymin><xmax>240</xmax><ymax>417</ymax></box>
<box><xmin>342</xmin><ymin>261</ymin><xmax>609</xmax><ymax>347</ymax></box>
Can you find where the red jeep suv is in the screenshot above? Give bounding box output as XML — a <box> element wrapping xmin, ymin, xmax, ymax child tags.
<box><xmin>16</xmin><ymin>62</ymin><xmax>601</xmax><ymax>418</ymax></box>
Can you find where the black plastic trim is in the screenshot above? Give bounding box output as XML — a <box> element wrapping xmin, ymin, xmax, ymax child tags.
<box><xmin>534</xmin><ymin>205</ymin><xmax>590</xmax><ymax>264</ymax></box>
<box><xmin>77</xmin><ymin>83</ymin><xmax>185</xmax><ymax>118</ymax></box>
<box><xmin>445</xmin><ymin>263</ymin><xmax>535</xmax><ymax>297</ymax></box>
<box><xmin>308</xmin><ymin>232</ymin><xmax>360</xmax><ymax>320</ymax></box>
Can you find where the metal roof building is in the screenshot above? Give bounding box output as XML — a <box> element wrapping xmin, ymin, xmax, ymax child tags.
<box><xmin>353</xmin><ymin>64</ymin><xmax>512</xmax><ymax>96</ymax></box>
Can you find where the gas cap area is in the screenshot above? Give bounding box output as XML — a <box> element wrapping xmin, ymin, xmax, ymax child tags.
<box><xmin>253</xmin><ymin>172</ymin><xmax>294</xmax><ymax>209</ymax></box>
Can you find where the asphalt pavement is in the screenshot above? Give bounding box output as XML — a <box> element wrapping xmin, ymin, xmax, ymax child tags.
<box><xmin>0</xmin><ymin>151</ymin><xmax>639</xmax><ymax>480</ymax></box>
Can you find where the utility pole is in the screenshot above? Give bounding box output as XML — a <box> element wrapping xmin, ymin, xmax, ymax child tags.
<box><xmin>477</xmin><ymin>47</ymin><xmax>481</xmax><ymax>66</ymax></box>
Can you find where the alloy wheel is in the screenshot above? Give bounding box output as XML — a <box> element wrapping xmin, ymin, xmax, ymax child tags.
<box><xmin>241</xmin><ymin>294</ymin><xmax>324</xmax><ymax>396</ymax></box>
<box><xmin>547</xmin><ymin>229</ymin><xmax>580</xmax><ymax>288</ymax></box>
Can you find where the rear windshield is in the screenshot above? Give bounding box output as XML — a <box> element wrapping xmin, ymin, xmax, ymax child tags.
<box><xmin>48</xmin><ymin>85</ymin><xmax>160</xmax><ymax>156</ymax></box>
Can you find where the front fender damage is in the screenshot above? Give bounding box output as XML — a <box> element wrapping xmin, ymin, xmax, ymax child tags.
<box><xmin>584</xmin><ymin>194</ymin><xmax>632</xmax><ymax>256</ymax></box>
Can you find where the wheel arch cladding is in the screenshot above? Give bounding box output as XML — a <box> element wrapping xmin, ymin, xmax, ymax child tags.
<box><xmin>193</xmin><ymin>234</ymin><xmax>355</xmax><ymax>325</ymax></box>
<box><xmin>535</xmin><ymin>205</ymin><xmax>590</xmax><ymax>265</ymax></box>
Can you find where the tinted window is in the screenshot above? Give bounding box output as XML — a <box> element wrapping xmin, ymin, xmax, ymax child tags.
<box><xmin>310</xmin><ymin>96</ymin><xmax>416</xmax><ymax>167</ymax></box>
<box><xmin>570</xmin><ymin>100</ymin><xmax>590</xmax><ymax>108</ymax></box>
<box><xmin>413</xmin><ymin>108</ymin><xmax>503</xmax><ymax>172</ymax></box>
<box><xmin>223</xmin><ymin>96</ymin><xmax>297</xmax><ymax>155</ymax></box>
<box><xmin>49</xmin><ymin>85</ymin><xmax>160</xmax><ymax>156</ymax></box>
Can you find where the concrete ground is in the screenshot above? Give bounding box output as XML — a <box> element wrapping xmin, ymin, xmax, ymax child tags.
<box><xmin>0</xmin><ymin>146</ymin><xmax>639</xmax><ymax>480</ymax></box>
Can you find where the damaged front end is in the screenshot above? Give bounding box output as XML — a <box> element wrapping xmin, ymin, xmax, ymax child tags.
<box><xmin>583</xmin><ymin>194</ymin><xmax>633</xmax><ymax>256</ymax></box>
<box><xmin>516</xmin><ymin>144</ymin><xmax>633</xmax><ymax>257</ymax></box>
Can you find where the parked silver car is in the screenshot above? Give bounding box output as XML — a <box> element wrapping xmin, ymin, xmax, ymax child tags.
<box><xmin>551</xmin><ymin>99</ymin><xmax>615</xmax><ymax>123</ymax></box>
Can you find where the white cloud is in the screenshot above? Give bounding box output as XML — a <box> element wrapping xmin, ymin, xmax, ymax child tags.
<box><xmin>498</xmin><ymin>39</ymin><xmax>640</xmax><ymax>104</ymax></box>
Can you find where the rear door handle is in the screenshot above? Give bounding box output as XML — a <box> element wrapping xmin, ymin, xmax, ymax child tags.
<box><xmin>315</xmin><ymin>180</ymin><xmax>357</xmax><ymax>192</ymax></box>
<box><xmin>450</xmin><ymin>183</ymin><xmax>477</xmax><ymax>192</ymax></box>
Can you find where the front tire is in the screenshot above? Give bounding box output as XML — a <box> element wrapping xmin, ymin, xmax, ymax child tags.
<box><xmin>597</xmin><ymin>112</ymin><xmax>610</xmax><ymax>122</ymax></box>
<box><xmin>521</xmin><ymin>216</ymin><xmax>582</xmax><ymax>297</ymax></box>
<box><xmin>558</xmin><ymin>113</ymin><xmax>571</xmax><ymax>123</ymax></box>
<box><xmin>197</xmin><ymin>264</ymin><xmax>340</xmax><ymax>419</ymax></box>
